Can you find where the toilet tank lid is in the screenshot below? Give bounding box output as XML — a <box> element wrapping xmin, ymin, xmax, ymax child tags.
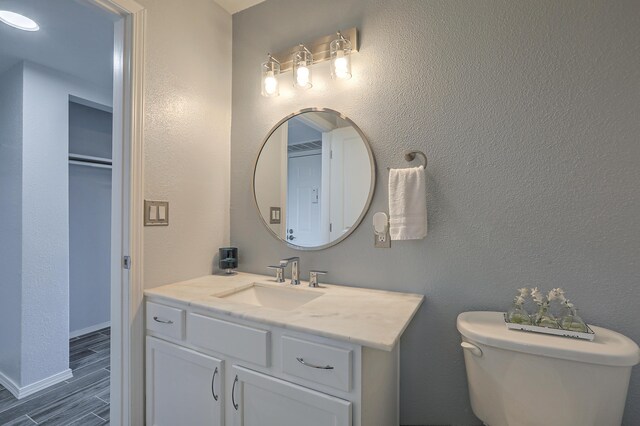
<box><xmin>457</xmin><ymin>311</ymin><xmax>640</xmax><ymax>367</ymax></box>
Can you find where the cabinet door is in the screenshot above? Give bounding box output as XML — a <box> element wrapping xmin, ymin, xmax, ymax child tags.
<box><xmin>231</xmin><ymin>366</ymin><xmax>351</xmax><ymax>426</ymax></box>
<box><xmin>146</xmin><ymin>336</ymin><xmax>224</xmax><ymax>426</ymax></box>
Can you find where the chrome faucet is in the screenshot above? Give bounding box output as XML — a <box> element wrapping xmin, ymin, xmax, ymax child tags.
<box><xmin>279</xmin><ymin>257</ymin><xmax>300</xmax><ymax>285</ymax></box>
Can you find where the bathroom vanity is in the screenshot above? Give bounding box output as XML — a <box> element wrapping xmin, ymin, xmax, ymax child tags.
<box><xmin>144</xmin><ymin>273</ymin><xmax>423</xmax><ymax>426</ymax></box>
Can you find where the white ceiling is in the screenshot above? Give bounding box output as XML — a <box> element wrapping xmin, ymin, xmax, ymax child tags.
<box><xmin>214</xmin><ymin>0</ymin><xmax>265</xmax><ymax>14</ymax></box>
<box><xmin>0</xmin><ymin>0</ymin><xmax>114</xmax><ymax>88</ymax></box>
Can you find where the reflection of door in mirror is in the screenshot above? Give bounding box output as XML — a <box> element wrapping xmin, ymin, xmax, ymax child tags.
<box><xmin>286</xmin><ymin>118</ymin><xmax>325</xmax><ymax>246</ymax></box>
<box><xmin>287</xmin><ymin>154</ymin><xmax>322</xmax><ymax>245</ymax></box>
<box><xmin>325</xmin><ymin>126</ymin><xmax>371</xmax><ymax>241</ymax></box>
<box><xmin>254</xmin><ymin>124</ymin><xmax>288</xmax><ymax>239</ymax></box>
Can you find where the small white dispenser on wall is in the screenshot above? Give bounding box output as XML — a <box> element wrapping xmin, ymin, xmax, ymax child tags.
<box><xmin>373</xmin><ymin>212</ymin><xmax>391</xmax><ymax>248</ymax></box>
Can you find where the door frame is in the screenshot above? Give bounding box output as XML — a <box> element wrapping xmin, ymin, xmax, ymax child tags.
<box><xmin>86</xmin><ymin>0</ymin><xmax>145</xmax><ymax>425</ymax></box>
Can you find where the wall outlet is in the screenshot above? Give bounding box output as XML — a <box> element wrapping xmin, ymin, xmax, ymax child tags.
<box><xmin>144</xmin><ymin>200</ymin><xmax>169</xmax><ymax>226</ymax></box>
<box><xmin>374</xmin><ymin>230</ymin><xmax>391</xmax><ymax>248</ymax></box>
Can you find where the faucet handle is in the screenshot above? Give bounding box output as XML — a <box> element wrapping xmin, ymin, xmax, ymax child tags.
<box><xmin>267</xmin><ymin>265</ymin><xmax>285</xmax><ymax>283</ymax></box>
<box><xmin>309</xmin><ymin>270</ymin><xmax>327</xmax><ymax>288</ymax></box>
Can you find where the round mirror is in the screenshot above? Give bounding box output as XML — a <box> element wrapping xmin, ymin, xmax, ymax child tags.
<box><xmin>253</xmin><ymin>108</ymin><xmax>376</xmax><ymax>250</ymax></box>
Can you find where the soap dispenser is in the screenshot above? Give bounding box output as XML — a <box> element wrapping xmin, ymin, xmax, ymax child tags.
<box><xmin>219</xmin><ymin>247</ymin><xmax>238</xmax><ymax>274</ymax></box>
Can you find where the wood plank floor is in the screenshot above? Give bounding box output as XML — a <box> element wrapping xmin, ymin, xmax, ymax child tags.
<box><xmin>0</xmin><ymin>328</ymin><xmax>110</xmax><ymax>426</ymax></box>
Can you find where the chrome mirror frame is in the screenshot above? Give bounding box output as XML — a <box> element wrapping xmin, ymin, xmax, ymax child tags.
<box><xmin>252</xmin><ymin>108</ymin><xmax>376</xmax><ymax>251</ymax></box>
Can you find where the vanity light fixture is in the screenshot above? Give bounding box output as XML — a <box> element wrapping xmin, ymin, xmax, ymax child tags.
<box><xmin>330</xmin><ymin>31</ymin><xmax>352</xmax><ymax>80</ymax></box>
<box><xmin>292</xmin><ymin>44</ymin><xmax>313</xmax><ymax>89</ymax></box>
<box><xmin>0</xmin><ymin>10</ymin><xmax>40</xmax><ymax>31</ymax></box>
<box><xmin>261</xmin><ymin>54</ymin><xmax>280</xmax><ymax>97</ymax></box>
<box><xmin>260</xmin><ymin>28</ymin><xmax>358</xmax><ymax>97</ymax></box>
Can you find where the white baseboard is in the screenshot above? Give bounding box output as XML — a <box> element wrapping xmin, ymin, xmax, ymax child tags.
<box><xmin>70</xmin><ymin>321</ymin><xmax>111</xmax><ymax>339</ymax></box>
<box><xmin>0</xmin><ymin>368</ymin><xmax>73</xmax><ymax>400</ymax></box>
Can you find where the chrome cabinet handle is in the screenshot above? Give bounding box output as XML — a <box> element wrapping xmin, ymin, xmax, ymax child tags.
<box><xmin>211</xmin><ymin>367</ymin><xmax>219</xmax><ymax>401</ymax></box>
<box><xmin>296</xmin><ymin>357</ymin><xmax>334</xmax><ymax>370</ymax></box>
<box><xmin>153</xmin><ymin>316</ymin><xmax>173</xmax><ymax>324</ymax></box>
<box><xmin>232</xmin><ymin>375</ymin><xmax>239</xmax><ymax>410</ymax></box>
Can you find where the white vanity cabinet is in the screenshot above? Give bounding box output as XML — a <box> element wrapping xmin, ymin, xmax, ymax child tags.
<box><xmin>145</xmin><ymin>299</ymin><xmax>402</xmax><ymax>426</ymax></box>
<box><xmin>146</xmin><ymin>336</ymin><xmax>224</xmax><ymax>426</ymax></box>
<box><xmin>231</xmin><ymin>366</ymin><xmax>351</xmax><ymax>426</ymax></box>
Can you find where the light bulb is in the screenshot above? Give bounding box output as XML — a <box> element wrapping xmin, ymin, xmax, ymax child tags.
<box><xmin>261</xmin><ymin>54</ymin><xmax>280</xmax><ymax>97</ymax></box>
<box><xmin>334</xmin><ymin>56</ymin><xmax>350</xmax><ymax>79</ymax></box>
<box><xmin>263</xmin><ymin>71</ymin><xmax>278</xmax><ymax>96</ymax></box>
<box><xmin>296</xmin><ymin>66</ymin><xmax>310</xmax><ymax>88</ymax></box>
<box><xmin>330</xmin><ymin>35</ymin><xmax>352</xmax><ymax>80</ymax></box>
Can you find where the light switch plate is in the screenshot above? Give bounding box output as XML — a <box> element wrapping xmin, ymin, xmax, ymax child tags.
<box><xmin>145</xmin><ymin>200</ymin><xmax>169</xmax><ymax>226</ymax></box>
<box><xmin>269</xmin><ymin>207</ymin><xmax>281</xmax><ymax>224</ymax></box>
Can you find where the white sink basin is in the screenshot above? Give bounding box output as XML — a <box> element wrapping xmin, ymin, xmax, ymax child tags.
<box><xmin>219</xmin><ymin>284</ymin><xmax>322</xmax><ymax>311</ymax></box>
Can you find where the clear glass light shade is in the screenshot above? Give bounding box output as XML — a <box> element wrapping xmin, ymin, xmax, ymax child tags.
<box><xmin>261</xmin><ymin>56</ymin><xmax>280</xmax><ymax>97</ymax></box>
<box><xmin>330</xmin><ymin>37</ymin><xmax>352</xmax><ymax>80</ymax></box>
<box><xmin>293</xmin><ymin>46</ymin><xmax>313</xmax><ymax>89</ymax></box>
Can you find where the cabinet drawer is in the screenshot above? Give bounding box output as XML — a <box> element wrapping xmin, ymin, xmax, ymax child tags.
<box><xmin>282</xmin><ymin>336</ymin><xmax>352</xmax><ymax>392</ymax></box>
<box><xmin>187</xmin><ymin>313</ymin><xmax>270</xmax><ymax>367</ymax></box>
<box><xmin>146</xmin><ymin>301</ymin><xmax>185</xmax><ymax>340</ymax></box>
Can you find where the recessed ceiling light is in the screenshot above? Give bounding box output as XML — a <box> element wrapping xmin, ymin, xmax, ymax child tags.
<box><xmin>0</xmin><ymin>10</ymin><xmax>40</xmax><ymax>32</ymax></box>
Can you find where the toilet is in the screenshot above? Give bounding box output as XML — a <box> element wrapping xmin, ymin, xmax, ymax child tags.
<box><xmin>457</xmin><ymin>311</ymin><xmax>640</xmax><ymax>426</ymax></box>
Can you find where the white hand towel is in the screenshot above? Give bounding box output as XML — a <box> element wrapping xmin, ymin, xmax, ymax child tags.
<box><xmin>388</xmin><ymin>165</ymin><xmax>427</xmax><ymax>240</ymax></box>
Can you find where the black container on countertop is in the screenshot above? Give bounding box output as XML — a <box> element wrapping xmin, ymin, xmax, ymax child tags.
<box><xmin>219</xmin><ymin>247</ymin><xmax>238</xmax><ymax>274</ymax></box>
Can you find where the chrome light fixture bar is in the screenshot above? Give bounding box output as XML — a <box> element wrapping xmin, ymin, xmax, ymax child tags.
<box><xmin>260</xmin><ymin>28</ymin><xmax>358</xmax><ymax>97</ymax></box>
<box><xmin>271</xmin><ymin>27</ymin><xmax>358</xmax><ymax>73</ymax></box>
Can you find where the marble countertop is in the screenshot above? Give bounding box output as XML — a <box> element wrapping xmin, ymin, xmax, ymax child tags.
<box><xmin>144</xmin><ymin>272</ymin><xmax>424</xmax><ymax>351</ymax></box>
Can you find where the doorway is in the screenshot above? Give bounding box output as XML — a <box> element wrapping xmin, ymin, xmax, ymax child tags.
<box><xmin>0</xmin><ymin>0</ymin><xmax>144</xmax><ymax>424</ymax></box>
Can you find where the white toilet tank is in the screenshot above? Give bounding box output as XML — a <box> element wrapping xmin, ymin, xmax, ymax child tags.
<box><xmin>457</xmin><ymin>312</ymin><xmax>640</xmax><ymax>426</ymax></box>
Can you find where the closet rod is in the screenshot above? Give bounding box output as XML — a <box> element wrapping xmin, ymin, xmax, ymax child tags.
<box><xmin>68</xmin><ymin>153</ymin><xmax>112</xmax><ymax>166</ymax></box>
<box><xmin>69</xmin><ymin>160</ymin><xmax>112</xmax><ymax>170</ymax></box>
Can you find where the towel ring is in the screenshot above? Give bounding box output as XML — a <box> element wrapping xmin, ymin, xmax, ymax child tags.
<box><xmin>387</xmin><ymin>150</ymin><xmax>427</xmax><ymax>170</ymax></box>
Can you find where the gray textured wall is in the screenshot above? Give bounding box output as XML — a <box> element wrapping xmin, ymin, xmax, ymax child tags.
<box><xmin>20</xmin><ymin>62</ymin><xmax>111</xmax><ymax>387</ymax></box>
<box><xmin>230</xmin><ymin>1</ymin><xmax>640</xmax><ymax>424</ymax></box>
<box><xmin>68</xmin><ymin>102</ymin><xmax>113</xmax><ymax>159</ymax></box>
<box><xmin>0</xmin><ymin>63</ymin><xmax>24</xmax><ymax>386</ymax></box>
<box><xmin>69</xmin><ymin>165</ymin><xmax>112</xmax><ymax>334</ymax></box>
<box><xmin>141</xmin><ymin>0</ymin><xmax>232</xmax><ymax>288</ymax></box>
<box><xmin>69</xmin><ymin>103</ymin><xmax>112</xmax><ymax>335</ymax></box>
